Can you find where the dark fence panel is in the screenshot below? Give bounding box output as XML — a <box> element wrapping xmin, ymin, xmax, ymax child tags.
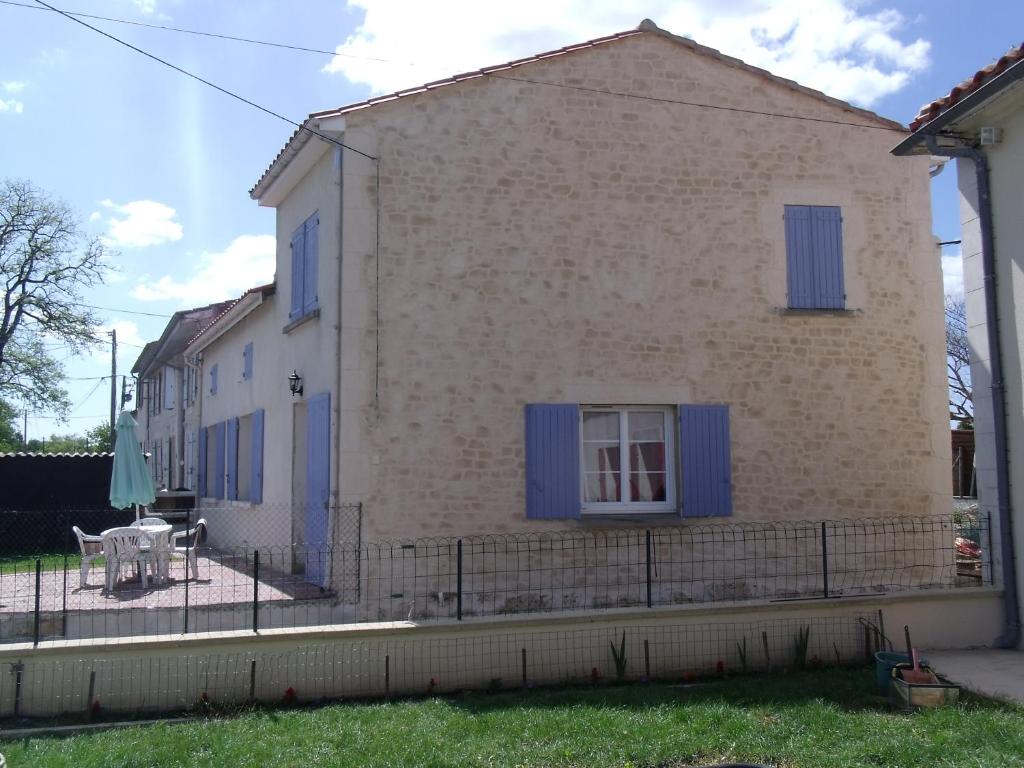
<box><xmin>0</xmin><ymin>509</ymin><xmax>135</xmax><ymax>556</ymax></box>
<box><xmin>0</xmin><ymin>453</ymin><xmax>115</xmax><ymax>509</ymax></box>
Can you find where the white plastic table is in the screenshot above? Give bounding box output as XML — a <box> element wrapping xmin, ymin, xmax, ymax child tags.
<box><xmin>136</xmin><ymin>521</ymin><xmax>172</xmax><ymax>584</ymax></box>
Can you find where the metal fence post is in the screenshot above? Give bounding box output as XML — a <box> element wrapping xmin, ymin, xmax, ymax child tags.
<box><xmin>253</xmin><ymin>549</ymin><xmax>260</xmax><ymax>633</ymax></box>
<box><xmin>645</xmin><ymin>530</ymin><xmax>652</xmax><ymax>608</ymax></box>
<box><xmin>821</xmin><ymin>521</ymin><xmax>830</xmax><ymax>599</ymax></box>
<box><xmin>183</xmin><ymin>507</ymin><xmax>191</xmax><ymax>634</ymax></box>
<box><xmin>11</xmin><ymin>662</ymin><xmax>24</xmax><ymax>717</ymax></box>
<box><xmin>33</xmin><ymin>558</ymin><xmax>41</xmax><ymax>646</ymax></box>
<box><xmin>456</xmin><ymin>539</ymin><xmax>463</xmax><ymax>621</ymax></box>
<box><xmin>62</xmin><ymin>515</ymin><xmax>69</xmax><ymax>638</ymax></box>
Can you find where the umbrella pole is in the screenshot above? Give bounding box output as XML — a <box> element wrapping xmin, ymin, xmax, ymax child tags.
<box><xmin>135</xmin><ymin>503</ymin><xmax>140</xmax><ymax>522</ymax></box>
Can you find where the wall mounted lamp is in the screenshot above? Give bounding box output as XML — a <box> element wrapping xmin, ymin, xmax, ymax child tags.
<box><xmin>288</xmin><ymin>369</ymin><xmax>304</xmax><ymax>397</ymax></box>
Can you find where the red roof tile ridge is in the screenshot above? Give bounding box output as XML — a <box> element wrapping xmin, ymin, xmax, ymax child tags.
<box><xmin>187</xmin><ymin>281</ymin><xmax>276</xmax><ymax>347</ymax></box>
<box><xmin>252</xmin><ymin>19</ymin><xmax>902</xmax><ymax>197</ymax></box>
<box><xmin>910</xmin><ymin>41</ymin><xmax>1024</xmax><ymax>131</ymax></box>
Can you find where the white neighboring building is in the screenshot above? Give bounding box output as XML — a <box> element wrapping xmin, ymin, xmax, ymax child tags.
<box><xmin>181</xmin><ymin>283</ymin><xmax>284</xmax><ymax>549</ymax></box>
<box><xmin>131</xmin><ymin>301</ymin><xmax>232</xmax><ymax>492</ymax></box>
<box><xmin>894</xmin><ymin>42</ymin><xmax>1024</xmax><ymax>647</ymax></box>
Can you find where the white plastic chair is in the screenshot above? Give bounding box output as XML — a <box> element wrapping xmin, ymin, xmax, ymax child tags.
<box><xmin>131</xmin><ymin>517</ymin><xmax>166</xmax><ymax>527</ymax></box>
<box><xmin>72</xmin><ymin>526</ymin><xmax>104</xmax><ymax>589</ymax></box>
<box><xmin>101</xmin><ymin>527</ymin><xmax>151</xmax><ymax>592</ymax></box>
<box><xmin>170</xmin><ymin>518</ymin><xmax>207</xmax><ymax>581</ymax></box>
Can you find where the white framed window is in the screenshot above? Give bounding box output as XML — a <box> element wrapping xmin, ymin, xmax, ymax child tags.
<box><xmin>580</xmin><ymin>406</ymin><xmax>675</xmax><ymax>513</ymax></box>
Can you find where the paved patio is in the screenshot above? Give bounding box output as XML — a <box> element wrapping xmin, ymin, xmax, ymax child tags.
<box><xmin>926</xmin><ymin>649</ymin><xmax>1024</xmax><ymax>703</ymax></box>
<box><xmin>0</xmin><ymin>549</ymin><xmax>330</xmax><ymax>614</ymax></box>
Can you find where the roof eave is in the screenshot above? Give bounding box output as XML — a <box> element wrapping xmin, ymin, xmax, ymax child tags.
<box><xmin>893</xmin><ymin>57</ymin><xmax>1024</xmax><ymax>156</ymax></box>
<box><xmin>185</xmin><ymin>284</ymin><xmax>275</xmax><ymax>354</ymax></box>
<box><xmin>251</xmin><ymin>120</ymin><xmax>340</xmax><ymax>207</ymax></box>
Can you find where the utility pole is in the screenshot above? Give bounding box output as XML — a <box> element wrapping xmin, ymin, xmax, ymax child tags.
<box><xmin>109</xmin><ymin>329</ymin><xmax>117</xmax><ymax>449</ymax></box>
<box><xmin>22</xmin><ymin>409</ymin><xmax>27</xmax><ymax>451</ymax></box>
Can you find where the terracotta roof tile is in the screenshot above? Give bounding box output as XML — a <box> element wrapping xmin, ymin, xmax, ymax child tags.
<box><xmin>251</xmin><ymin>20</ymin><xmax>902</xmax><ymax>199</ymax></box>
<box><xmin>910</xmin><ymin>42</ymin><xmax>1024</xmax><ymax>131</ymax></box>
<box><xmin>187</xmin><ymin>282</ymin><xmax>276</xmax><ymax>347</ymax></box>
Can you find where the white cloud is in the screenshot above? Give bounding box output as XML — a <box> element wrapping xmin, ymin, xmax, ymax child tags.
<box><xmin>324</xmin><ymin>0</ymin><xmax>929</xmax><ymax>107</ymax></box>
<box><xmin>86</xmin><ymin>320</ymin><xmax>147</xmax><ymax>367</ymax></box>
<box><xmin>0</xmin><ymin>99</ymin><xmax>24</xmax><ymax>115</ymax></box>
<box><xmin>942</xmin><ymin>247</ymin><xmax>964</xmax><ymax>298</ymax></box>
<box><xmin>129</xmin><ymin>0</ymin><xmax>173</xmax><ymax>21</ymax></box>
<box><xmin>2</xmin><ymin>81</ymin><xmax>25</xmax><ymax>94</ymax></box>
<box><xmin>131</xmin><ymin>234</ymin><xmax>275</xmax><ymax>305</ymax></box>
<box><xmin>36</xmin><ymin>48</ymin><xmax>68</xmax><ymax>69</ymax></box>
<box><xmin>98</xmin><ymin>199</ymin><xmax>183</xmax><ymax>248</ymax></box>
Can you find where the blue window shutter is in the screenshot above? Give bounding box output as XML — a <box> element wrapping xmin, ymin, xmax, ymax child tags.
<box><xmin>303</xmin><ymin>214</ymin><xmax>319</xmax><ymax>314</ymax></box>
<box><xmin>786</xmin><ymin>204</ymin><xmax>844</xmax><ymax>309</ymax></box>
<box><xmin>785</xmin><ymin>205</ymin><xmax>814</xmax><ymax>309</ymax></box>
<box><xmin>242</xmin><ymin>342</ymin><xmax>253</xmax><ymax>380</ymax></box>
<box><xmin>226</xmin><ymin>417</ymin><xmax>239</xmax><ymax>501</ymax></box>
<box><xmin>213</xmin><ymin>421</ymin><xmax>226</xmax><ymax>500</ymax></box>
<box><xmin>290</xmin><ymin>225</ymin><xmax>304</xmax><ymax>319</ymax></box>
<box><xmin>197</xmin><ymin>427</ymin><xmax>208</xmax><ymax>497</ymax></box>
<box><xmin>250</xmin><ymin>408</ymin><xmax>264</xmax><ymax>503</ymax></box>
<box><xmin>680</xmin><ymin>404</ymin><xmax>733</xmax><ymax>518</ymax></box>
<box><xmin>305</xmin><ymin>393</ymin><xmax>331</xmax><ymax>587</ymax></box>
<box><xmin>210</xmin><ymin>364</ymin><xmax>218</xmax><ymax>395</ymax></box>
<box><xmin>525</xmin><ymin>403</ymin><xmax>581</xmax><ymax>519</ymax></box>
<box><xmin>812</xmin><ymin>206</ymin><xmax>844</xmax><ymax>309</ymax></box>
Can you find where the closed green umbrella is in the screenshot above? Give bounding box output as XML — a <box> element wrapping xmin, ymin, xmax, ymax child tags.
<box><xmin>109</xmin><ymin>411</ymin><xmax>156</xmax><ymax>520</ymax></box>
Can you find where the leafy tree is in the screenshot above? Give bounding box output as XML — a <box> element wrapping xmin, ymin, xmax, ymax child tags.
<box><xmin>945</xmin><ymin>295</ymin><xmax>972</xmax><ymax>426</ymax></box>
<box><xmin>1</xmin><ymin>179</ymin><xmax>107</xmax><ymax>419</ymax></box>
<box><xmin>0</xmin><ymin>398</ymin><xmax>21</xmax><ymax>452</ymax></box>
<box><xmin>85</xmin><ymin>421</ymin><xmax>113</xmax><ymax>452</ymax></box>
<box><xmin>26</xmin><ymin>433</ymin><xmax>90</xmax><ymax>453</ymax></box>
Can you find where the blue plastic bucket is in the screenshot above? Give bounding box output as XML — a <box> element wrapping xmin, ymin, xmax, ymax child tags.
<box><xmin>875</xmin><ymin>651</ymin><xmax>929</xmax><ymax>692</ymax></box>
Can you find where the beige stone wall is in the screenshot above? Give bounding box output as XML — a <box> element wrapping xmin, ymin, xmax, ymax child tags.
<box><xmin>325</xmin><ymin>32</ymin><xmax>947</xmax><ymax>541</ymax></box>
<box><xmin>0</xmin><ymin>589</ymin><xmax>1002</xmax><ymax>716</ymax></box>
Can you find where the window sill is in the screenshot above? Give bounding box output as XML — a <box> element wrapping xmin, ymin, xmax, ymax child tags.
<box><xmin>777</xmin><ymin>307</ymin><xmax>860</xmax><ymax>317</ymax></box>
<box><xmin>580</xmin><ymin>512</ymin><xmax>682</xmax><ymax>525</ymax></box>
<box><xmin>283</xmin><ymin>307</ymin><xmax>320</xmax><ymax>334</ymax></box>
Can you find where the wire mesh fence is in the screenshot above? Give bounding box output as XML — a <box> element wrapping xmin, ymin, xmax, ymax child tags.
<box><xmin>1</xmin><ymin>613</ymin><xmax>878</xmax><ymax>718</ymax></box>
<box><xmin>0</xmin><ymin>506</ymin><xmax>990</xmax><ymax>645</ymax></box>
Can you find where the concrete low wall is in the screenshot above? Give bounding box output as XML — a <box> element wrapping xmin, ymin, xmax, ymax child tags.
<box><xmin>0</xmin><ymin>588</ymin><xmax>1002</xmax><ymax>718</ymax></box>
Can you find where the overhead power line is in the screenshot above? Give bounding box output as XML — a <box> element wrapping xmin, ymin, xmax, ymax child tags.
<box><xmin>17</xmin><ymin>1</ymin><xmax>903</xmax><ymax>138</ymax></box>
<box><xmin>1</xmin><ymin>0</ymin><xmax>402</xmax><ymax>61</ymax></box>
<box><xmin>31</xmin><ymin>0</ymin><xmax>378</xmax><ymax>161</ymax></box>
<box><xmin>80</xmin><ymin>303</ymin><xmax>174</xmax><ymax>318</ymax></box>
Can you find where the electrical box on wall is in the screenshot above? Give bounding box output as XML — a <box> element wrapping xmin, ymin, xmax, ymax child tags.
<box><xmin>980</xmin><ymin>126</ymin><xmax>1002</xmax><ymax>145</ymax></box>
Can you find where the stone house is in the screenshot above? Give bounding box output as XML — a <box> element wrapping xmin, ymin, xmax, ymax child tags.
<box><xmin>131</xmin><ymin>301</ymin><xmax>232</xmax><ymax>491</ymax></box>
<box><xmin>893</xmin><ymin>43</ymin><xmax>1024</xmax><ymax>647</ymax></box>
<box><xmin>180</xmin><ymin>20</ymin><xmax>947</xmax><ymax>589</ymax></box>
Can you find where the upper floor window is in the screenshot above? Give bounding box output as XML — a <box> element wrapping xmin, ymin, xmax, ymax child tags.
<box><xmin>784</xmin><ymin>205</ymin><xmax>844</xmax><ymax>310</ymax></box>
<box><xmin>210</xmin><ymin>364</ymin><xmax>218</xmax><ymax>395</ymax></box>
<box><xmin>242</xmin><ymin>342</ymin><xmax>253</xmax><ymax>381</ymax></box>
<box><xmin>290</xmin><ymin>212</ymin><xmax>319</xmax><ymax>321</ymax></box>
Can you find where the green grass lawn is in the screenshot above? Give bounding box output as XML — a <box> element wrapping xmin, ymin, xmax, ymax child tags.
<box><xmin>3</xmin><ymin>668</ymin><xmax>1023</xmax><ymax>768</ymax></box>
<box><xmin>0</xmin><ymin>553</ymin><xmax>86</xmax><ymax>573</ymax></box>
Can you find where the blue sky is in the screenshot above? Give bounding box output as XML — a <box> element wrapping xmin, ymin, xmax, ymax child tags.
<box><xmin>1</xmin><ymin>0</ymin><xmax>1021</xmax><ymax>438</ymax></box>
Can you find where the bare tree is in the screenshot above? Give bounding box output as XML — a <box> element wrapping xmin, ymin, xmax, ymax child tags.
<box><xmin>0</xmin><ymin>179</ymin><xmax>107</xmax><ymax>418</ymax></box>
<box><xmin>945</xmin><ymin>294</ymin><xmax>972</xmax><ymax>425</ymax></box>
